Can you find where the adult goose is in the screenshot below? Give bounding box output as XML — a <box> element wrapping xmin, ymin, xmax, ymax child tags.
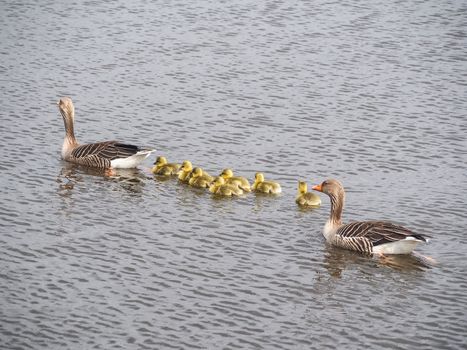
<box><xmin>312</xmin><ymin>179</ymin><xmax>428</xmax><ymax>255</ymax></box>
<box><xmin>57</xmin><ymin>97</ymin><xmax>154</xmax><ymax>169</ymax></box>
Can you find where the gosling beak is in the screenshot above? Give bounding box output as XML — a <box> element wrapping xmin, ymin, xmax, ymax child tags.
<box><xmin>312</xmin><ymin>184</ymin><xmax>322</xmax><ymax>192</ymax></box>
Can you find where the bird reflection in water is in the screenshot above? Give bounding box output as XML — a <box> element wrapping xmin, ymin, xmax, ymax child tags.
<box><xmin>57</xmin><ymin>162</ymin><xmax>146</xmax><ymax>195</ymax></box>
<box><xmin>322</xmin><ymin>245</ymin><xmax>433</xmax><ymax>278</ymax></box>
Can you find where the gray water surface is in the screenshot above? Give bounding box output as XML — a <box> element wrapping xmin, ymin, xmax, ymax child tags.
<box><xmin>1</xmin><ymin>0</ymin><xmax>467</xmax><ymax>349</ymax></box>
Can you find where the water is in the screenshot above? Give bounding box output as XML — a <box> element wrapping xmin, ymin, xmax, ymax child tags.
<box><xmin>1</xmin><ymin>0</ymin><xmax>466</xmax><ymax>349</ymax></box>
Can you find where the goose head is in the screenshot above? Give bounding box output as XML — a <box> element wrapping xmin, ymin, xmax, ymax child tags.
<box><xmin>312</xmin><ymin>179</ymin><xmax>345</xmax><ymax>200</ymax></box>
<box><xmin>57</xmin><ymin>97</ymin><xmax>75</xmax><ymax>124</ymax></box>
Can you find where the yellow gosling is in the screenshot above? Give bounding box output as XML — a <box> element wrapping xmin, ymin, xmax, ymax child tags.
<box><xmin>178</xmin><ymin>160</ymin><xmax>193</xmax><ymax>182</ymax></box>
<box><xmin>188</xmin><ymin>167</ymin><xmax>214</xmax><ymax>188</ymax></box>
<box><xmin>252</xmin><ymin>172</ymin><xmax>282</xmax><ymax>194</ymax></box>
<box><xmin>296</xmin><ymin>181</ymin><xmax>321</xmax><ymax>207</ymax></box>
<box><xmin>220</xmin><ymin>168</ymin><xmax>251</xmax><ymax>192</ymax></box>
<box><xmin>152</xmin><ymin>156</ymin><xmax>181</xmax><ymax>176</ymax></box>
<box><xmin>209</xmin><ymin>176</ymin><xmax>243</xmax><ymax>196</ymax></box>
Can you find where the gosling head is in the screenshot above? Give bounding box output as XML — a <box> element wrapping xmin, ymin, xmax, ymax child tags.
<box><xmin>180</xmin><ymin>160</ymin><xmax>193</xmax><ymax>172</ymax></box>
<box><xmin>213</xmin><ymin>176</ymin><xmax>226</xmax><ymax>185</ymax></box>
<box><xmin>298</xmin><ymin>181</ymin><xmax>308</xmax><ymax>194</ymax></box>
<box><xmin>191</xmin><ymin>167</ymin><xmax>203</xmax><ymax>178</ymax></box>
<box><xmin>254</xmin><ymin>172</ymin><xmax>265</xmax><ymax>183</ymax></box>
<box><xmin>154</xmin><ymin>156</ymin><xmax>168</xmax><ymax>166</ymax></box>
<box><xmin>220</xmin><ymin>168</ymin><xmax>234</xmax><ymax>179</ymax></box>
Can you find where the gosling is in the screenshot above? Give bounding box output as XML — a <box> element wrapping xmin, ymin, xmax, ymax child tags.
<box><xmin>252</xmin><ymin>172</ymin><xmax>282</xmax><ymax>194</ymax></box>
<box><xmin>152</xmin><ymin>156</ymin><xmax>180</xmax><ymax>176</ymax></box>
<box><xmin>189</xmin><ymin>167</ymin><xmax>214</xmax><ymax>188</ymax></box>
<box><xmin>220</xmin><ymin>168</ymin><xmax>251</xmax><ymax>192</ymax></box>
<box><xmin>178</xmin><ymin>160</ymin><xmax>194</xmax><ymax>182</ymax></box>
<box><xmin>209</xmin><ymin>176</ymin><xmax>243</xmax><ymax>196</ymax></box>
<box><xmin>295</xmin><ymin>181</ymin><xmax>321</xmax><ymax>207</ymax></box>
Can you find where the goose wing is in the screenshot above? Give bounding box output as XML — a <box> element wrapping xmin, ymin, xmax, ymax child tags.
<box><xmin>337</xmin><ymin>221</ymin><xmax>427</xmax><ymax>246</ymax></box>
<box><xmin>71</xmin><ymin>141</ymin><xmax>140</xmax><ymax>160</ymax></box>
<box><xmin>70</xmin><ymin>141</ymin><xmax>143</xmax><ymax>168</ymax></box>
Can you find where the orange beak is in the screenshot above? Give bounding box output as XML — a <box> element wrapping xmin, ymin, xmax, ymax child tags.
<box><xmin>312</xmin><ymin>184</ymin><xmax>322</xmax><ymax>192</ymax></box>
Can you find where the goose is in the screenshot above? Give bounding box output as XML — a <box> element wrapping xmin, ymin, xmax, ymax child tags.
<box><xmin>57</xmin><ymin>97</ymin><xmax>154</xmax><ymax>169</ymax></box>
<box><xmin>312</xmin><ymin>179</ymin><xmax>428</xmax><ymax>255</ymax></box>
<box><xmin>252</xmin><ymin>172</ymin><xmax>282</xmax><ymax>194</ymax></box>
<box><xmin>220</xmin><ymin>168</ymin><xmax>251</xmax><ymax>192</ymax></box>
<box><xmin>296</xmin><ymin>181</ymin><xmax>321</xmax><ymax>207</ymax></box>
<box><xmin>178</xmin><ymin>160</ymin><xmax>194</xmax><ymax>182</ymax></box>
<box><xmin>152</xmin><ymin>156</ymin><xmax>180</xmax><ymax>176</ymax></box>
<box><xmin>188</xmin><ymin>167</ymin><xmax>214</xmax><ymax>188</ymax></box>
<box><xmin>209</xmin><ymin>176</ymin><xmax>243</xmax><ymax>196</ymax></box>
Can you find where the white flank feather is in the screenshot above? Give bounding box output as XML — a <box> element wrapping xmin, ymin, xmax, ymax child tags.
<box><xmin>111</xmin><ymin>150</ymin><xmax>155</xmax><ymax>169</ymax></box>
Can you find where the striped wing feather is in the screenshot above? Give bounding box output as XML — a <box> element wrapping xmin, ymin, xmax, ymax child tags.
<box><xmin>70</xmin><ymin>141</ymin><xmax>141</xmax><ymax>168</ymax></box>
<box><xmin>336</xmin><ymin>221</ymin><xmax>426</xmax><ymax>247</ymax></box>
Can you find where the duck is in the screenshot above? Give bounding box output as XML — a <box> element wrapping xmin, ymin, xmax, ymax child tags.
<box><xmin>252</xmin><ymin>172</ymin><xmax>282</xmax><ymax>194</ymax></box>
<box><xmin>312</xmin><ymin>179</ymin><xmax>428</xmax><ymax>255</ymax></box>
<box><xmin>57</xmin><ymin>97</ymin><xmax>155</xmax><ymax>169</ymax></box>
<box><xmin>209</xmin><ymin>176</ymin><xmax>244</xmax><ymax>196</ymax></box>
<box><xmin>188</xmin><ymin>167</ymin><xmax>214</xmax><ymax>188</ymax></box>
<box><xmin>296</xmin><ymin>181</ymin><xmax>321</xmax><ymax>207</ymax></box>
<box><xmin>219</xmin><ymin>168</ymin><xmax>251</xmax><ymax>192</ymax></box>
<box><xmin>152</xmin><ymin>156</ymin><xmax>180</xmax><ymax>176</ymax></box>
<box><xmin>178</xmin><ymin>160</ymin><xmax>194</xmax><ymax>182</ymax></box>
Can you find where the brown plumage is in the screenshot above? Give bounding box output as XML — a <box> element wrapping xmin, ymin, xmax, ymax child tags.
<box><xmin>57</xmin><ymin>97</ymin><xmax>154</xmax><ymax>169</ymax></box>
<box><xmin>312</xmin><ymin>179</ymin><xmax>428</xmax><ymax>255</ymax></box>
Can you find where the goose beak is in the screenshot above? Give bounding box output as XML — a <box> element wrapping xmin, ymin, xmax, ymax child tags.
<box><xmin>312</xmin><ymin>184</ymin><xmax>322</xmax><ymax>192</ymax></box>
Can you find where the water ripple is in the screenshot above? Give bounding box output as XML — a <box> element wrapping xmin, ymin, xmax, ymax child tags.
<box><xmin>1</xmin><ymin>0</ymin><xmax>467</xmax><ymax>349</ymax></box>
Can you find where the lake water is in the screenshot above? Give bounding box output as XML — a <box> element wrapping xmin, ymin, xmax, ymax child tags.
<box><xmin>1</xmin><ymin>0</ymin><xmax>466</xmax><ymax>349</ymax></box>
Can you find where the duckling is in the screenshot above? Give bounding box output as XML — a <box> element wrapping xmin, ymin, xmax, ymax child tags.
<box><xmin>296</xmin><ymin>181</ymin><xmax>321</xmax><ymax>207</ymax></box>
<box><xmin>252</xmin><ymin>172</ymin><xmax>282</xmax><ymax>194</ymax></box>
<box><xmin>209</xmin><ymin>176</ymin><xmax>244</xmax><ymax>196</ymax></box>
<box><xmin>178</xmin><ymin>160</ymin><xmax>193</xmax><ymax>182</ymax></box>
<box><xmin>220</xmin><ymin>168</ymin><xmax>251</xmax><ymax>192</ymax></box>
<box><xmin>188</xmin><ymin>167</ymin><xmax>214</xmax><ymax>188</ymax></box>
<box><xmin>152</xmin><ymin>156</ymin><xmax>181</xmax><ymax>176</ymax></box>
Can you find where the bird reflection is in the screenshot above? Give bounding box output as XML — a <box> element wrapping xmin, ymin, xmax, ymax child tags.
<box><xmin>322</xmin><ymin>244</ymin><xmax>432</xmax><ymax>278</ymax></box>
<box><xmin>57</xmin><ymin>162</ymin><xmax>147</xmax><ymax>195</ymax></box>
